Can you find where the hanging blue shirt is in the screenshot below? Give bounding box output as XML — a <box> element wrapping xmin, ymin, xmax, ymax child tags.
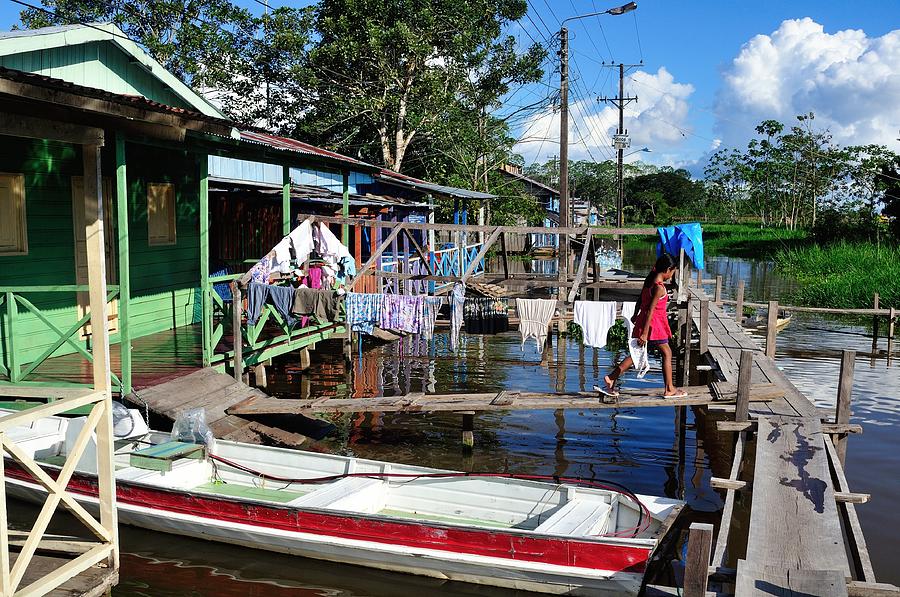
<box><xmin>657</xmin><ymin>223</ymin><xmax>705</xmax><ymax>270</ymax></box>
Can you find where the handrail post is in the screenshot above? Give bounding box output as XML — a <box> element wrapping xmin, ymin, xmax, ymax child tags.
<box><xmin>232</xmin><ymin>282</ymin><xmax>243</xmax><ymax>382</ymax></box>
<box><xmin>5</xmin><ymin>292</ymin><xmax>18</xmax><ymax>383</ymax></box>
<box><xmin>765</xmin><ymin>300</ymin><xmax>778</xmax><ymax>358</ymax></box>
<box><xmin>835</xmin><ymin>349</ymin><xmax>855</xmax><ymax>466</ymax></box>
<box><xmin>734</xmin><ymin>280</ymin><xmax>745</xmax><ymax>324</ymax></box>
<box><xmin>871</xmin><ymin>293</ymin><xmax>880</xmax><ymax>355</ymax></box>
<box><xmin>699</xmin><ymin>300</ymin><xmax>709</xmax><ymax>355</ymax></box>
<box><xmin>714</xmin><ymin>275</ymin><xmax>722</xmax><ymax>305</ymax></box>
<box><xmin>736</xmin><ymin>350</ymin><xmax>753</xmax><ymax>422</ymax></box>
<box><xmin>683</xmin><ymin>522</ymin><xmax>713</xmax><ymax>597</ymax></box>
<box><xmin>888</xmin><ymin>307</ymin><xmax>896</xmax><ymax>359</ymax></box>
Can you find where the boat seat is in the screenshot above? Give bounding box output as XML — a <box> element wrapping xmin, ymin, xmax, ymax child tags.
<box><xmin>288</xmin><ymin>477</ymin><xmax>386</xmax><ymax>513</ymax></box>
<box><xmin>533</xmin><ymin>498</ymin><xmax>612</xmax><ymax>537</ymax></box>
<box><xmin>129</xmin><ymin>441</ymin><xmax>205</xmax><ymax>472</ymax></box>
<box><xmin>5</xmin><ymin>427</ymin><xmax>62</xmax><ymax>458</ymax></box>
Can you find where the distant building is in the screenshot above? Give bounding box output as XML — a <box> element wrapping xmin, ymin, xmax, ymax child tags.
<box><xmin>497</xmin><ymin>163</ymin><xmax>559</xmax><ymax>252</ymax></box>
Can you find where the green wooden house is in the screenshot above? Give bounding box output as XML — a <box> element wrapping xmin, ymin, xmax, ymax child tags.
<box><xmin>0</xmin><ymin>24</ymin><xmax>363</xmax><ymax>395</ymax></box>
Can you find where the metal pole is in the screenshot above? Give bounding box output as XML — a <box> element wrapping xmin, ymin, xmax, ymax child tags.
<box><xmin>616</xmin><ymin>62</ymin><xmax>624</xmax><ymax>228</ymax></box>
<box><xmin>559</xmin><ymin>27</ymin><xmax>570</xmax><ymax>292</ymax></box>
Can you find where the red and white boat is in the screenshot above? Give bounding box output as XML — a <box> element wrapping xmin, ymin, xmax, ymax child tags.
<box><xmin>3</xmin><ymin>407</ymin><xmax>683</xmax><ymax>595</ymax></box>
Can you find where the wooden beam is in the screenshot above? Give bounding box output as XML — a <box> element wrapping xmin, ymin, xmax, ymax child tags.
<box><xmin>699</xmin><ymin>300</ymin><xmax>709</xmax><ymax>355</ymax></box>
<box><xmin>0</xmin><ymin>78</ymin><xmax>231</xmax><ymax>137</ymax></box>
<box><xmin>499</xmin><ymin>231</ymin><xmax>510</xmax><ymax>279</ymax></box>
<box><xmin>402</xmin><ymin>227</ymin><xmax>435</xmax><ymax>277</ymax></box>
<box><xmin>348</xmin><ymin>224</ymin><xmax>405</xmax><ymax>290</ymax></box>
<box><xmin>711</xmin><ymin>431</ymin><xmax>746</xmax><ymax>569</ymax></box>
<box><xmin>302</xmin><ymin>214</ymin><xmax>655</xmax><ymax>237</ymax></box>
<box><xmin>83</xmin><ymin>143</ymin><xmax>111</xmax><ymax>392</ymax></box>
<box><xmin>461</xmin><ymin>227</ymin><xmax>502</xmax><ymax>283</ymax></box>
<box><xmin>834</xmin><ymin>492</ymin><xmax>870</xmax><ymax>504</ymax></box>
<box><xmin>0</xmin><ymin>111</ymin><xmax>103</xmax><ymax>146</ymax></box>
<box><xmin>231</xmin><ymin>282</ymin><xmax>243</xmax><ymax>382</ymax></box>
<box><xmin>717</xmin><ymin>420</ymin><xmax>862</xmax><ymax>435</ymax></box>
<box><xmin>710</xmin><ymin>477</ymin><xmax>747</xmax><ymax>491</ymax></box>
<box><xmin>714</xmin><ymin>275</ymin><xmax>722</xmax><ymax>305</ymax></box>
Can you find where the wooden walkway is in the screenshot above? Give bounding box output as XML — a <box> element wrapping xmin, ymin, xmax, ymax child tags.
<box><xmin>685</xmin><ymin>287</ymin><xmax>883</xmax><ymax>597</ymax></box>
<box><xmin>125</xmin><ymin>368</ymin><xmax>307</xmax><ymax>447</ymax></box>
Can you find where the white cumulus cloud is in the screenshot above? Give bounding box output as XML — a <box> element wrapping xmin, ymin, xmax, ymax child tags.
<box><xmin>513</xmin><ymin>67</ymin><xmax>695</xmax><ymax>165</ymax></box>
<box><xmin>716</xmin><ymin>18</ymin><xmax>900</xmax><ymax>151</ymax></box>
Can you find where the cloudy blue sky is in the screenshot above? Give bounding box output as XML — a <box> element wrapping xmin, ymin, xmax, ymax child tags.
<box><xmin>1</xmin><ymin>0</ymin><xmax>898</xmax><ymax>174</ymax></box>
<box><xmin>506</xmin><ymin>0</ymin><xmax>900</xmax><ymax>172</ymax></box>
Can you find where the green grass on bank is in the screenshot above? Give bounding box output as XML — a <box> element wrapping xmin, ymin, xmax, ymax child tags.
<box><xmin>700</xmin><ymin>223</ymin><xmax>809</xmax><ymax>258</ymax></box>
<box><xmin>775</xmin><ymin>242</ymin><xmax>900</xmax><ymax>309</ymax></box>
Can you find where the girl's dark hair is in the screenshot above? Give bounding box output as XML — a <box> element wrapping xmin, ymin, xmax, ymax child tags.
<box><xmin>644</xmin><ymin>253</ymin><xmax>677</xmax><ymax>289</ymax></box>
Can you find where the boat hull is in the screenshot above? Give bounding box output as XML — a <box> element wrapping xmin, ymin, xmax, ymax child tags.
<box><xmin>3</xmin><ymin>463</ymin><xmax>650</xmax><ymax>595</ymax></box>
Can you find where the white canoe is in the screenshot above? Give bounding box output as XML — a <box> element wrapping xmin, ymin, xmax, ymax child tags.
<box><xmin>2</xmin><ymin>407</ymin><xmax>683</xmax><ymax>595</ymax></box>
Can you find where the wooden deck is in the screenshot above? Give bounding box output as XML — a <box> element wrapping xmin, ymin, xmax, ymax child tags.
<box><xmin>687</xmin><ymin>287</ymin><xmax>870</xmax><ymax>596</ymax></box>
<box><xmin>12</xmin><ymin>550</ymin><xmax>117</xmax><ymax>597</ymax></box>
<box><xmin>15</xmin><ymin>324</ymin><xmax>203</xmax><ymax>391</ymax></box>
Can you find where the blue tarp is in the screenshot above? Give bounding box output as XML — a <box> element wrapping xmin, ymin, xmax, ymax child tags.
<box><xmin>657</xmin><ymin>223</ymin><xmax>704</xmax><ymax>270</ymax></box>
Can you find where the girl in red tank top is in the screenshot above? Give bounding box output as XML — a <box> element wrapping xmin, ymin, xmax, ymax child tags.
<box><xmin>601</xmin><ymin>253</ymin><xmax>685</xmax><ymax>398</ymax></box>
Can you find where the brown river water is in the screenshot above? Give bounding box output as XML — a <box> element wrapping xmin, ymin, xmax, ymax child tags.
<box><xmin>9</xmin><ymin>243</ymin><xmax>899</xmax><ymax>594</ymax></box>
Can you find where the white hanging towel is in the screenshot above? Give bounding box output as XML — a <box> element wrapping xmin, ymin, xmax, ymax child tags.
<box><xmin>316</xmin><ymin>221</ymin><xmax>352</xmax><ymax>261</ymax></box>
<box><xmin>288</xmin><ymin>219</ymin><xmax>316</xmax><ymax>264</ymax></box>
<box><xmin>573</xmin><ymin>301</ymin><xmax>617</xmax><ymax>348</ymax></box>
<box><xmin>622</xmin><ymin>302</ymin><xmax>650</xmax><ymax>378</ymax></box>
<box><xmin>272</xmin><ymin>238</ymin><xmax>292</xmax><ymax>271</ymax></box>
<box><xmin>515</xmin><ymin>298</ymin><xmax>557</xmax><ymax>350</ymax></box>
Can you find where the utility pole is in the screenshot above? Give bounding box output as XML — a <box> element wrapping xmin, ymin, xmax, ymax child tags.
<box><xmin>559</xmin><ymin>27</ymin><xmax>569</xmax><ymax>289</ymax></box>
<box><xmin>599</xmin><ymin>64</ymin><xmax>639</xmax><ymax>227</ymax></box>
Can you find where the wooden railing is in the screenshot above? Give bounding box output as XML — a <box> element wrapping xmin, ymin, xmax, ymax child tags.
<box><xmin>0</xmin><ymin>388</ymin><xmax>118</xmax><ymax>595</ymax></box>
<box><xmin>202</xmin><ymin>274</ymin><xmax>344</xmax><ymax>376</ymax></box>
<box><xmin>380</xmin><ymin>243</ymin><xmax>484</xmax><ymax>294</ymax></box>
<box><xmin>0</xmin><ymin>286</ymin><xmax>122</xmax><ymax>391</ymax></box>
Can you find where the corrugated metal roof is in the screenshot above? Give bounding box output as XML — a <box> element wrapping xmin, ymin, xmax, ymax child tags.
<box><xmin>497</xmin><ymin>168</ymin><xmax>558</xmax><ymax>195</ymax></box>
<box><xmin>375</xmin><ymin>170</ymin><xmax>495</xmax><ymax>200</ymax></box>
<box><xmin>239</xmin><ymin>130</ymin><xmax>374</xmax><ymax>169</ymax></box>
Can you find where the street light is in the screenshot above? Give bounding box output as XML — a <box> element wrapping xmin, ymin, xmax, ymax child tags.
<box><xmin>558</xmin><ymin>2</ymin><xmax>636</xmax><ymax>289</ymax></box>
<box><xmin>624</xmin><ymin>147</ymin><xmax>651</xmax><ymax>158</ymax></box>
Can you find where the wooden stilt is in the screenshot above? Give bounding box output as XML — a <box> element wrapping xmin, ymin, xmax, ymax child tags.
<box><xmin>699</xmin><ymin>300</ymin><xmax>709</xmax><ymax>355</ymax></box>
<box><xmin>299</xmin><ymin>347</ymin><xmax>311</xmax><ymax>370</ymax></box>
<box><xmin>253</xmin><ymin>363</ymin><xmax>267</xmax><ymax>390</ymax></box>
<box><xmin>835</xmin><ymin>350</ymin><xmax>855</xmax><ymax>466</ymax></box>
<box><xmin>683</xmin><ymin>522</ymin><xmax>714</xmax><ymax>597</ymax></box>
<box><xmin>714</xmin><ymin>275</ymin><xmax>723</xmax><ymax>305</ymax></box>
<box><xmin>735</xmin><ymin>350</ymin><xmax>753</xmax><ymax>423</ymax></box>
<box><xmin>765</xmin><ymin>300</ymin><xmax>778</xmax><ymax>358</ymax></box>
<box><xmin>735</xmin><ymin>280</ymin><xmax>745</xmax><ymax>324</ymax></box>
<box><xmin>695</xmin><ymin>268</ymin><xmax>702</xmax><ymax>288</ymax></box>
<box><xmin>461</xmin><ymin>411</ymin><xmax>475</xmax><ymax>450</ymax></box>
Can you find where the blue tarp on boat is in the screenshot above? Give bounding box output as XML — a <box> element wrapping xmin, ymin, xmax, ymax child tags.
<box><xmin>657</xmin><ymin>223</ymin><xmax>704</xmax><ymax>270</ymax></box>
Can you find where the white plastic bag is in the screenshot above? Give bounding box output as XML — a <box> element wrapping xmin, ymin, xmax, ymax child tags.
<box><xmin>170</xmin><ymin>407</ymin><xmax>216</xmax><ymax>453</ymax></box>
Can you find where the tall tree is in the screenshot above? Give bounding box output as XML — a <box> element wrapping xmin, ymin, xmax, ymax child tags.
<box><xmin>299</xmin><ymin>0</ymin><xmax>545</xmax><ymax>172</ymax></box>
<box><xmin>19</xmin><ymin>0</ymin><xmax>311</xmax><ymax>129</ymax></box>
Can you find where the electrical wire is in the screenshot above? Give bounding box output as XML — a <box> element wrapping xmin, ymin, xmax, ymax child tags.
<box><xmin>208</xmin><ymin>453</ymin><xmax>652</xmax><ymax>538</ymax></box>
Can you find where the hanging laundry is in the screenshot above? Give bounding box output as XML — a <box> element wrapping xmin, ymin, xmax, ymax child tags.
<box><xmin>450</xmin><ymin>283</ymin><xmax>465</xmax><ymax>352</ymax></box>
<box><xmin>345</xmin><ymin>292</ymin><xmax>382</xmax><ymax>335</ymax></box>
<box><xmin>464</xmin><ymin>297</ymin><xmax>509</xmax><ymax>335</ymax></box>
<box><xmin>621</xmin><ymin>302</ymin><xmax>650</xmax><ymax>378</ymax></box>
<box><xmin>246</xmin><ymin>255</ymin><xmax>273</xmax><ymax>285</ymax></box>
<box><xmin>573</xmin><ymin>301</ymin><xmax>617</xmax><ymax>348</ymax></box>
<box><xmin>246</xmin><ymin>282</ymin><xmax>299</xmax><ymax>327</ymax></box>
<box><xmin>380</xmin><ymin>294</ymin><xmax>425</xmax><ymax>334</ymax></box>
<box><xmin>288</xmin><ymin>219</ymin><xmax>316</xmax><ymax>264</ymax></box>
<box><xmin>421</xmin><ymin>297</ymin><xmax>443</xmax><ymax>340</ymax></box>
<box><xmin>292</xmin><ymin>288</ymin><xmax>340</xmax><ymax>324</ymax></box>
<box><xmin>317</xmin><ymin>221</ymin><xmax>352</xmax><ymax>262</ymax></box>
<box><xmin>302</xmin><ymin>265</ymin><xmax>324</xmax><ymax>289</ymax></box>
<box><xmin>515</xmin><ymin>298</ymin><xmax>557</xmax><ymax>351</ymax></box>
<box><xmin>272</xmin><ymin>238</ymin><xmax>292</xmax><ymax>272</ymax></box>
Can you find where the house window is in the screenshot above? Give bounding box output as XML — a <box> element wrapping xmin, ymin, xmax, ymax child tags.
<box><xmin>0</xmin><ymin>173</ymin><xmax>27</xmax><ymax>255</ymax></box>
<box><xmin>147</xmin><ymin>182</ymin><xmax>176</xmax><ymax>246</ymax></box>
